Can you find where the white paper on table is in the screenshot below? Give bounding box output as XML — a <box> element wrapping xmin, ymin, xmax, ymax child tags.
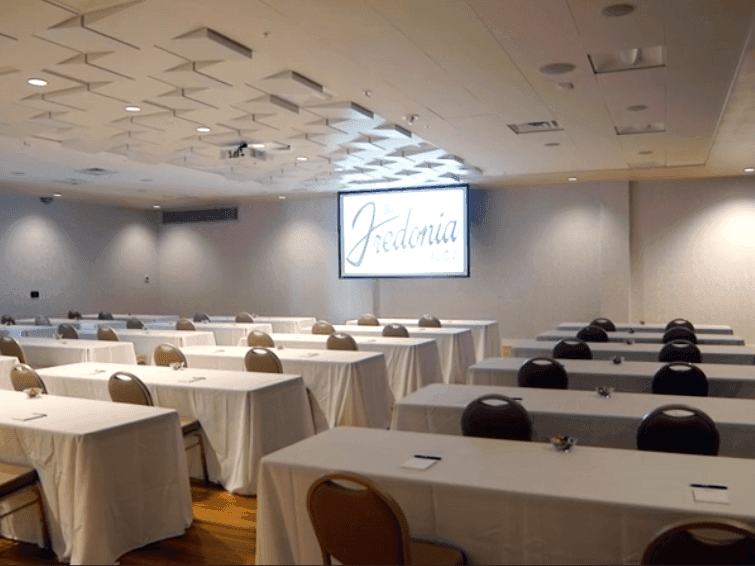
<box><xmin>177</xmin><ymin>376</ymin><xmax>206</xmax><ymax>383</ymax></box>
<box><xmin>401</xmin><ymin>456</ymin><xmax>440</xmax><ymax>470</ymax></box>
<box><xmin>692</xmin><ymin>485</ymin><xmax>729</xmax><ymax>504</ymax></box>
<box><xmin>10</xmin><ymin>412</ymin><xmax>47</xmax><ymax>421</ymax></box>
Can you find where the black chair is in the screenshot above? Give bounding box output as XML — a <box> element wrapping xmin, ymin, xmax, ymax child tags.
<box><xmin>383</xmin><ymin>323</ymin><xmax>410</xmax><ymax>338</ymax></box>
<box><xmin>67</xmin><ymin>310</ymin><xmax>82</xmax><ymax>320</ymax></box>
<box><xmin>652</xmin><ymin>362</ymin><xmax>708</xmax><ymax>396</ymax></box>
<box><xmin>666</xmin><ymin>318</ymin><xmax>695</xmax><ymax>333</ymax></box>
<box><xmin>642</xmin><ymin>518</ymin><xmax>755</xmax><ymax>565</ymax></box>
<box><xmin>461</xmin><ymin>394</ymin><xmax>533</xmax><ymax>441</ymax></box>
<box><xmin>590</xmin><ymin>317</ymin><xmax>616</xmax><ymax>332</ymax></box>
<box><xmin>1</xmin><ymin>315</ymin><xmax>15</xmax><ymax>325</ymax></box>
<box><xmin>57</xmin><ymin>323</ymin><xmax>78</xmax><ymax>339</ymax></box>
<box><xmin>193</xmin><ymin>312</ymin><xmax>210</xmax><ymax>323</ymax></box>
<box><xmin>517</xmin><ymin>357</ymin><xmax>568</xmax><ymax>389</ymax></box>
<box><xmin>552</xmin><ymin>338</ymin><xmax>592</xmax><ymax>360</ymax></box>
<box><xmin>637</xmin><ymin>404</ymin><xmax>719</xmax><ymax>456</ymax></box>
<box><xmin>576</xmin><ymin>324</ymin><xmax>609</xmax><ymax>343</ymax></box>
<box><xmin>34</xmin><ymin>316</ymin><xmax>51</xmax><ymax>326</ymax></box>
<box><xmin>659</xmin><ymin>339</ymin><xmax>702</xmax><ymax>363</ymax></box>
<box><xmin>126</xmin><ymin>317</ymin><xmax>145</xmax><ymax>329</ymax></box>
<box><xmin>663</xmin><ymin>326</ymin><xmax>697</xmax><ymax>344</ymax></box>
<box><xmin>98</xmin><ymin>312</ymin><xmax>114</xmax><ymax>320</ymax></box>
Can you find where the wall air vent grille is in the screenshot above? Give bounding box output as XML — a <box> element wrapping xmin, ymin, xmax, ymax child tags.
<box><xmin>508</xmin><ymin>121</ymin><xmax>562</xmax><ymax>134</ymax></box>
<box><xmin>161</xmin><ymin>207</ymin><xmax>238</xmax><ymax>224</ymax></box>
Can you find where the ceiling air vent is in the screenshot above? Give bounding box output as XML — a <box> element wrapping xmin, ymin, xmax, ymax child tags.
<box><xmin>508</xmin><ymin>120</ymin><xmax>562</xmax><ymax>134</ymax></box>
<box><xmin>161</xmin><ymin>207</ymin><xmax>238</xmax><ymax>224</ymax></box>
<box><xmin>75</xmin><ymin>167</ymin><xmax>117</xmax><ymax>176</ymax></box>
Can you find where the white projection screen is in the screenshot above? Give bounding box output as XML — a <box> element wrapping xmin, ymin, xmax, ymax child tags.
<box><xmin>338</xmin><ymin>185</ymin><xmax>470</xmax><ymax>278</ymax></box>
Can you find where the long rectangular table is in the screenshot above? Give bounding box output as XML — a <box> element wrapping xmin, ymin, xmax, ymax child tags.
<box><xmin>328</xmin><ymin>324</ymin><xmax>476</xmax><ymax>385</ymax></box>
<box><xmin>148</xmin><ymin>321</ymin><xmax>274</xmax><ymax>346</ymax></box>
<box><xmin>36</xmin><ymin>362</ymin><xmax>313</xmax><ymax>494</ymax></box>
<box><xmin>556</xmin><ymin>321</ymin><xmax>734</xmax><ymax>335</ymax></box>
<box><xmin>0</xmin><ymin>390</ymin><xmax>192</xmax><ymax>564</ymax></box>
<box><xmin>257</xmin><ymin>427</ymin><xmax>755</xmax><ymax>565</ymax></box>
<box><xmin>181</xmin><ymin>345</ymin><xmax>394</xmax><ymax>430</ymax></box>
<box><xmin>16</xmin><ymin>337</ymin><xmax>137</xmax><ymax>366</ymax></box>
<box><xmin>537</xmin><ymin>329</ymin><xmax>745</xmax><ymax>346</ymax></box>
<box><xmin>510</xmin><ymin>338</ymin><xmax>755</xmax><ymax>364</ymax></box>
<box><xmin>247</xmin><ymin>333</ymin><xmax>442</xmax><ymax>400</ymax></box>
<box><xmin>78</xmin><ymin>328</ymin><xmax>216</xmax><ymax>364</ymax></box>
<box><xmin>1</xmin><ymin>325</ymin><xmax>57</xmax><ymax>338</ymax></box>
<box><xmin>346</xmin><ymin>318</ymin><xmax>501</xmax><ymax>360</ymax></box>
<box><xmin>82</xmin><ymin>313</ymin><xmax>180</xmax><ymax>322</ymax></box>
<box><xmin>392</xmin><ymin>383</ymin><xmax>755</xmax><ymax>457</ymax></box>
<box><xmin>211</xmin><ymin>316</ymin><xmax>317</xmax><ymax>333</ymax></box>
<box><xmin>16</xmin><ymin>318</ymin><xmax>129</xmax><ymax>330</ymax></box>
<box><xmin>0</xmin><ymin>355</ymin><xmax>16</xmax><ymax>388</ymax></box>
<box><xmin>468</xmin><ymin>357</ymin><xmax>755</xmax><ymax>397</ymax></box>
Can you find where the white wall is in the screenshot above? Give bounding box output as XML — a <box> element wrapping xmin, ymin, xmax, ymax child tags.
<box><xmin>0</xmin><ymin>190</ymin><xmax>160</xmax><ymax>318</ymax></box>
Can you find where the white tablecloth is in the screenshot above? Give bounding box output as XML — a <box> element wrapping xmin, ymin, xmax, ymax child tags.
<box><xmin>257</xmin><ymin>427</ymin><xmax>755</xmax><ymax>565</ymax></box>
<box><xmin>0</xmin><ymin>390</ymin><xmax>192</xmax><ymax>565</ymax></box>
<box><xmin>181</xmin><ymin>345</ymin><xmax>394</xmax><ymax>430</ymax></box>
<box><xmin>82</xmin><ymin>313</ymin><xmax>180</xmax><ymax>322</ymax></box>
<box><xmin>211</xmin><ymin>316</ymin><xmax>317</xmax><ymax>333</ymax></box>
<box><xmin>329</xmin><ymin>325</ymin><xmax>476</xmax><ymax>385</ymax></box>
<box><xmin>556</xmin><ymin>322</ymin><xmax>734</xmax><ymax>335</ymax></box>
<box><xmin>392</xmin><ymin>383</ymin><xmax>755</xmax><ymax>457</ymax></box>
<box><xmin>16</xmin><ymin>337</ymin><xmax>137</xmax><ymax>366</ymax></box>
<box><xmin>16</xmin><ymin>318</ymin><xmax>129</xmax><ymax>330</ymax></box>
<box><xmin>347</xmin><ymin>317</ymin><xmax>501</xmax><ymax>360</ymax></box>
<box><xmin>511</xmin><ymin>338</ymin><xmax>755</xmax><ymax>364</ymax></box>
<box><xmin>0</xmin><ymin>355</ymin><xmax>17</xmax><ymax>389</ymax></box>
<box><xmin>0</xmin><ymin>325</ymin><xmax>57</xmax><ymax>338</ymax></box>
<box><xmin>468</xmin><ymin>357</ymin><xmax>755</xmax><ymax>397</ymax></box>
<box><xmin>78</xmin><ymin>328</ymin><xmax>216</xmax><ymax>364</ymax></box>
<box><xmin>149</xmin><ymin>321</ymin><xmax>274</xmax><ymax>346</ymax></box>
<box><xmin>243</xmin><ymin>333</ymin><xmax>442</xmax><ymax>400</ymax></box>
<box><xmin>537</xmin><ymin>329</ymin><xmax>745</xmax><ymax>346</ymax></box>
<box><xmin>36</xmin><ymin>362</ymin><xmax>314</xmax><ymax>495</ymax></box>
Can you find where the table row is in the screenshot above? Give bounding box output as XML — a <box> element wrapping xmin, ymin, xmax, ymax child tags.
<box><xmin>538</xmin><ymin>329</ymin><xmax>745</xmax><ymax>346</ymax></box>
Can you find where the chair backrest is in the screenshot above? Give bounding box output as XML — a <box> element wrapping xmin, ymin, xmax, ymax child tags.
<box><xmin>307</xmin><ymin>472</ymin><xmax>411</xmax><ymax>565</ymax></box>
<box><xmin>107</xmin><ymin>371</ymin><xmax>153</xmax><ymax>406</ymax></box>
<box><xmin>193</xmin><ymin>312</ymin><xmax>210</xmax><ymax>323</ymax></box>
<box><xmin>652</xmin><ymin>362</ymin><xmax>708</xmax><ymax>396</ymax></box>
<box><xmin>663</xmin><ymin>326</ymin><xmax>697</xmax><ymax>344</ymax></box>
<box><xmin>244</xmin><ymin>347</ymin><xmax>283</xmax><ymax>373</ymax></box>
<box><xmin>517</xmin><ymin>357</ymin><xmax>568</xmax><ymax>389</ymax></box>
<box><xmin>418</xmin><ymin>314</ymin><xmax>442</xmax><ymax>328</ymax></box>
<box><xmin>642</xmin><ymin>518</ymin><xmax>755</xmax><ymax>565</ymax></box>
<box><xmin>126</xmin><ymin>317</ymin><xmax>145</xmax><ymax>329</ymax></box>
<box><xmin>98</xmin><ymin>312</ymin><xmax>114</xmax><ymax>320</ymax></box>
<box><xmin>67</xmin><ymin>310</ymin><xmax>82</xmax><ymax>320</ymax></box>
<box><xmin>0</xmin><ymin>335</ymin><xmax>27</xmax><ymax>364</ymax></box>
<box><xmin>97</xmin><ymin>325</ymin><xmax>119</xmax><ymax>341</ymax></box>
<box><xmin>590</xmin><ymin>317</ymin><xmax>616</xmax><ymax>332</ymax></box>
<box><xmin>153</xmin><ymin>343</ymin><xmax>188</xmax><ymax>367</ymax></box>
<box><xmin>358</xmin><ymin>313</ymin><xmax>380</xmax><ymax>326</ymax></box>
<box><xmin>1</xmin><ymin>315</ymin><xmax>15</xmax><ymax>325</ymax></box>
<box><xmin>311</xmin><ymin>320</ymin><xmax>336</xmax><ymax>335</ymax></box>
<box><xmin>461</xmin><ymin>394</ymin><xmax>533</xmax><ymax>441</ymax></box>
<box><xmin>666</xmin><ymin>318</ymin><xmax>695</xmax><ymax>333</ymax></box>
<box><xmin>247</xmin><ymin>330</ymin><xmax>275</xmax><ymax>347</ymax></box>
<box><xmin>659</xmin><ymin>339</ymin><xmax>702</xmax><ymax>363</ymax></box>
<box><xmin>235</xmin><ymin>312</ymin><xmax>254</xmax><ymax>323</ymax></box>
<box><xmin>57</xmin><ymin>323</ymin><xmax>78</xmax><ymax>339</ymax></box>
<box><xmin>10</xmin><ymin>364</ymin><xmax>46</xmax><ymax>393</ymax></box>
<box><xmin>176</xmin><ymin>318</ymin><xmax>196</xmax><ymax>331</ymax></box>
<box><xmin>637</xmin><ymin>404</ymin><xmax>719</xmax><ymax>456</ymax></box>
<box><xmin>326</xmin><ymin>333</ymin><xmax>358</xmax><ymax>351</ymax></box>
<box><xmin>382</xmin><ymin>323</ymin><xmax>410</xmax><ymax>338</ymax></box>
<box><xmin>552</xmin><ymin>338</ymin><xmax>592</xmax><ymax>360</ymax></box>
<box><xmin>576</xmin><ymin>324</ymin><xmax>609</xmax><ymax>342</ymax></box>
<box><xmin>34</xmin><ymin>315</ymin><xmax>51</xmax><ymax>326</ymax></box>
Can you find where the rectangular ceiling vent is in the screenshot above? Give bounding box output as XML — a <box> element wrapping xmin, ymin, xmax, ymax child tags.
<box><xmin>508</xmin><ymin>120</ymin><xmax>562</xmax><ymax>134</ymax></box>
<box><xmin>615</xmin><ymin>123</ymin><xmax>666</xmax><ymax>135</ymax></box>
<box><xmin>161</xmin><ymin>207</ymin><xmax>238</xmax><ymax>224</ymax></box>
<box><xmin>75</xmin><ymin>167</ymin><xmax>118</xmax><ymax>176</ymax></box>
<box><xmin>220</xmin><ymin>146</ymin><xmax>267</xmax><ymax>160</ymax></box>
<box><xmin>589</xmin><ymin>46</ymin><xmax>665</xmax><ymax>74</ymax></box>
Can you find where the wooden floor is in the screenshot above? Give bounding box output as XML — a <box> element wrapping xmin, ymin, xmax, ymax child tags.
<box><xmin>0</xmin><ymin>481</ymin><xmax>257</xmax><ymax>565</ymax></box>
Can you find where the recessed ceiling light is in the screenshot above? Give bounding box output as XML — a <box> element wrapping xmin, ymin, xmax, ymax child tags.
<box><xmin>153</xmin><ymin>205</ymin><xmax>161</xmax><ymax>209</ymax></box>
<box><xmin>296</xmin><ymin>156</ymin><xmax>307</xmax><ymax>161</ymax></box>
<box><xmin>539</xmin><ymin>63</ymin><xmax>576</xmax><ymax>75</ymax></box>
<box><xmin>196</xmin><ymin>127</ymin><xmax>211</xmax><ymax>133</ymax></box>
<box><xmin>568</xmin><ymin>177</ymin><xmax>578</xmax><ymax>182</ymax></box>
<box><xmin>544</xmin><ymin>142</ymin><xmax>561</xmax><ymax>147</ymax></box>
<box><xmin>745</xmin><ymin>167</ymin><xmax>755</xmax><ymax>173</ymax></box>
<box><xmin>52</xmin><ymin>192</ymin><xmax>62</xmax><ymax>198</ymax></box>
<box><xmin>27</xmin><ymin>78</ymin><xmax>48</xmax><ymax>87</ymax></box>
<box><xmin>125</xmin><ymin>105</ymin><xmax>141</xmax><ymax>112</ymax></box>
<box><xmin>364</xmin><ymin>90</ymin><xmax>373</xmax><ymax>97</ymax></box>
<box><xmin>278</xmin><ymin>195</ymin><xmax>287</xmax><ymax>199</ymax></box>
<box><xmin>601</xmin><ymin>3</ymin><xmax>636</xmax><ymax>17</ymax></box>
<box><xmin>251</xmin><ymin>143</ymin><xmax>265</xmax><ymax>149</ymax></box>
<box><xmin>627</xmin><ymin>104</ymin><xmax>648</xmax><ymax>112</ymax></box>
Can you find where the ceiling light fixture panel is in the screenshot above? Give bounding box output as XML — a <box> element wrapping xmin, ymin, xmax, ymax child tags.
<box><xmin>589</xmin><ymin>46</ymin><xmax>665</xmax><ymax>74</ymax></box>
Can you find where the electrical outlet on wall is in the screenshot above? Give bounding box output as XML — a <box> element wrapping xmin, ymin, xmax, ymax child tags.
<box><xmin>30</xmin><ymin>290</ymin><xmax>39</xmax><ymax>299</ymax></box>
<box><xmin>144</xmin><ymin>275</ymin><xmax>149</xmax><ymax>283</ymax></box>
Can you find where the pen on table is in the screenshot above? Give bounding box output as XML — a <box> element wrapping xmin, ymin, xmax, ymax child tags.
<box><xmin>690</xmin><ymin>483</ymin><xmax>727</xmax><ymax>490</ymax></box>
<box><xmin>414</xmin><ymin>454</ymin><xmax>441</xmax><ymax>460</ymax></box>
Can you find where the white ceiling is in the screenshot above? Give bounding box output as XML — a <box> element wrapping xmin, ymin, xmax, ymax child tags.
<box><xmin>1</xmin><ymin>0</ymin><xmax>754</xmax><ymax>208</ymax></box>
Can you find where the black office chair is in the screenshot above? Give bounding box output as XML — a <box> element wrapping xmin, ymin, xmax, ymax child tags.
<box><xmin>658</xmin><ymin>339</ymin><xmax>702</xmax><ymax>363</ymax></box>
<box><xmin>663</xmin><ymin>326</ymin><xmax>697</xmax><ymax>344</ymax></box>
<box><xmin>552</xmin><ymin>338</ymin><xmax>592</xmax><ymax>360</ymax></box>
<box><xmin>636</xmin><ymin>404</ymin><xmax>719</xmax><ymax>456</ymax></box>
<box><xmin>576</xmin><ymin>324</ymin><xmax>609</xmax><ymax>343</ymax></box>
<box><xmin>126</xmin><ymin>317</ymin><xmax>145</xmax><ymax>329</ymax></box>
<box><xmin>590</xmin><ymin>317</ymin><xmax>616</xmax><ymax>332</ymax></box>
<box><xmin>461</xmin><ymin>394</ymin><xmax>533</xmax><ymax>441</ymax></box>
<box><xmin>652</xmin><ymin>362</ymin><xmax>708</xmax><ymax>396</ymax></box>
<box><xmin>665</xmin><ymin>318</ymin><xmax>695</xmax><ymax>333</ymax></box>
<box><xmin>642</xmin><ymin>518</ymin><xmax>755</xmax><ymax>565</ymax></box>
<box><xmin>517</xmin><ymin>357</ymin><xmax>568</xmax><ymax>389</ymax></box>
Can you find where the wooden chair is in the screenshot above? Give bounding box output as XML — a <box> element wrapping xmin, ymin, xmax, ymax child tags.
<box><xmin>307</xmin><ymin>472</ymin><xmax>466</xmax><ymax>565</ymax></box>
<box><xmin>10</xmin><ymin>364</ymin><xmax>47</xmax><ymax>393</ymax></box>
<box><xmin>0</xmin><ymin>463</ymin><xmax>51</xmax><ymax>550</ymax></box>
<box><xmin>358</xmin><ymin>314</ymin><xmax>380</xmax><ymax>326</ymax></box>
<box><xmin>57</xmin><ymin>323</ymin><xmax>78</xmax><ymax>339</ymax></box>
<box><xmin>246</xmin><ymin>330</ymin><xmax>275</xmax><ymax>348</ymax></box>
<box><xmin>176</xmin><ymin>318</ymin><xmax>196</xmax><ymax>331</ymax></box>
<box><xmin>383</xmin><ymin>323</ymin><xmax>410</xmax><ymax>337</ymax></box>
<box><xmin>312</xmin><ymin>320</ymin><xmax>336</xmax><ymax>335</ymax></box>
<box><xmin>154</xmin><ymin>344</ymin><xmax>188</xmax><ymax>368</ymax></box>
<box><xmin>517</xmin><ymin>357</ymin><xmax>568</xmax><ymax>389</ymax></box>
<box><xmin>326</xmin><ymin>333</ymin><xmax>358</xmax><ymax>351</ymax></box>
<box><xmin>0</xmin><ymin>335</ymin><xmax>27</xmax><ymax>364</ymax></box>
<box><xmin>108</xmin><ymin>371</ymin><xmax>208</xmax><ymax>482</ymax></box>
<box><xmin>418</xmin><ymin>314</ymin><xmax>442</xmax><ymax>328</ymax></box>
<box><xmin>97</xmin><ymin>326</ymin><xmax>119</xmax><ymax>341</ymax></box>
<box><xmin>637</xmin><ymin>404</ymin><xmax>719</xmax><ymax>456</ymax></box>
<box><xmin>244</xmin><ymin>348</ymin><xmax>283</xmax><ymax>373</ymax></box>
<box><xmin>461</xmin><ymin>394</ymin><xmax>532</xmax><ymax>441</ymax></box>
<box><xmin>642</xmin><ymin>518</ymin><xmax>755</xmax><ymax>564</ymax></box>
<box><xmin>235</xmin><ymin>312</ymin><xmax>254</xmax><ymax>323</ymax></box>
